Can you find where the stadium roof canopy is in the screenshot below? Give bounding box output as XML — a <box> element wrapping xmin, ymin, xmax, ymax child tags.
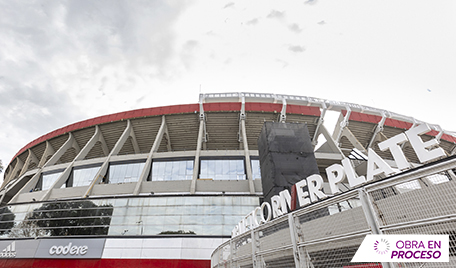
<box><xmin>2</xmin><ymin>92</ymin><xmax>456</xmax><ymax>205</ymax></box>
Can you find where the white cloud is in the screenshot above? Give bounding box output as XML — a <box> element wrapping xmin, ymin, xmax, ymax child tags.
<box><xmin>1</xmin><ymin>0</ymin><xmax>456</xmax><ymax>183</ymax></box>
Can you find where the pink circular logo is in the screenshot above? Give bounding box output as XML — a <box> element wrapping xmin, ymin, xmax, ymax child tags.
<box><xmin>374</xmin><ymin>238</ymin><xmax>390</xmax><ymax>255</ymax></box>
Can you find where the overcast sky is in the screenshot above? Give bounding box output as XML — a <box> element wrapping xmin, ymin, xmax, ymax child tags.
<box><xmin>1</xmin><ymin>0</ymin><xmax>455</xmax><ymax>177</ymax></box>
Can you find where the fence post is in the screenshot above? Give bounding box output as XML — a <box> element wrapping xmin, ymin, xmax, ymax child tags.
<box><xmin>288</xmin><ymin>213</ymin><xmax>303</xmax><ymax>268</ymax></box>
<box><xmin>251</xmin><ymin>229</ymin><xmax>260</xmax><ymax>267</ymax></box>
<box><xmin>359</xmin><ymin>188</ymin><xmax>392</xmax><ymax>268</ymax></box>
<box><xmin>229</xmin><ymin>239</ymin><xmax>234</xmax><ymax>268</ymax></box>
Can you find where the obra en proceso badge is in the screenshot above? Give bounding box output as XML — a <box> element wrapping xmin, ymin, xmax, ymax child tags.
<box><xmin>352</xmin><ymin>235</ymin><xmax>449</xmax><ymax>262</ymax></box>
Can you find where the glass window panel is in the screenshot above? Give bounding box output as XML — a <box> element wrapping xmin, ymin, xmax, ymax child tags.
<box><xmin>6</xmin><ymin>196</ymin><xmax>260</xmax><ymax>238</ymax></box>
<box><xmin>215</xmin><ymin>161</ymin><xmax>222</xmax><ymax>178</ymax></box>
<box><xmin>251</xmin><ymin>159</ymin><xmax>261</xmax><ymax>180</ymax></box>
<box><xmin>184</xmin><ymin>206</ymin><xmax>198</xmax><ymax>215</ymax></box>
<box><xmin>165</xmin><ymin>197</ymin><xmax>178</xmax><ymax>206</ymax></box>
<box><xmin>395</xmin><ymin>180</ymin><xmax>422</xmax><ymax>193</ymax></box>
<box><xmin>143</xmin><ymin>225</ymin><xmax>164</xmax><ymax>235</ymax></box>
<box><xmin>222</xmin><ymin>206</ymin><xmax>235</xmax><ymax>215</ymax></box>
<box><xmin>223</xmin><ymin>215</ymin><xmax>243</xmax><ymax>225</ymax></box>
<box><xmin>142</xmin><ymin>215</ymin><xmax>163</xmax><ymax>225</ymax></box>
<box><xmin>184</xmin><ymin>197</ymin><xmax>204</xmax><ymax>206</ymax></box>
<box><xmin>107</xmin><ymin>225</ymin><xmax>126</xmax><ymax>235</ymax></box>
<box><xmin>207</xmin><ymin>161</ymin><xmax>215</xmax><ymax>178</ymax></box>
<box><xmin>144</xmin><ymin>206</ymin><xmax>166</xmax><ymax>215</ymax></box>
<box><xmin>426</xmin><ymin>173</ymin><xmax>450</xmax><ymax>184</ymax></box>
<box><xmin>185</xmin><ymin>225</ymin><xmax>202</xmax><ymax>235</ymax></box>
<box><xmin>186</xmin><ymin>161</ymin><xmax>193</xmax><ymax>176</ymax></box>
<box><xmin>114</xmin><ymin>199</ymin><xmax>128</xmax><ymax>207</ymax></box>
<box><xmin>204</xmin><ymin>225</ymin><xmax>223</xmax><ymax>235</ymax></box>
<box><xmin>110</xmin><ymin>216</ymin><xmax>127</xmax><ymax>225</ymax></box>
<box><xmin>165</xmin><ymin>206</ymin><xmax>181</xmax><ymax>215</ymax></box>
<box><xmin>73</xmin><ymin>166</ymin><xmax>100</xmax><ymax>187</ymax></box>
<box><xmin>152</xmin><ymin>160</ymin><xmax>194</xmax><ymax>181</ymax></box>
<box><xmin>179</xmin><ymin>161</ymin><xmax>186</xmax><ymax>176</ymax></box>
<box><xmin>41</xmin><ymin>172</ymin><xmax>63</xmax><ymax>191</ymax></box>
<box><xmin>181</xmin><ymin>216</ymin><xmax>200</xmax><ymax>225</ymax></box>
<box><xmin>125</xmin><ymin>207</ymin><xmax>142</xmax><ymax>216</ymax></box>
<box><xmin>162</xmin><ymin>216</ymin><xmax>181</xmax><ymax>225</ymax></box>
<box><xmin>149</xmin><ymin>198</ymin><xmax>167</xmax><ymax>206</ymax></box>
<box><xmin>128</xmin><ymin>198</ymin><xmax>142</xmax><ymax>207</ymax></box>
<box><xmin>165</xmin><ymin>162</ymin><xmax>172</xmax><ymax>176</ymax></box>
<box><xmin>112</xmin><ymin>207</ymin><xmax>128</xmax><ymax>217</ymax></box>
<box><xmin>109</xmin><ymin>162</ymin><xmax>144</xmax><ymax>184</ymax></box>
<box><xmin>200</xmin><ymin>159</ymin><xmax>245</xmax><ymax>180</ymax></box>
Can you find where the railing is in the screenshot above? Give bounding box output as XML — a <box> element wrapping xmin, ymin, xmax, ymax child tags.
<box><xmin>211</xmin><ymin>156</ymin><xmax>456</xmax><ymax>268</ymax></box>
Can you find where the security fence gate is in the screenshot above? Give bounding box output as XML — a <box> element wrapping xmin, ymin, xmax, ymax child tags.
<box><xmin>211</xmin><ymin>156</ymin><xmax>456</xmax><ymax>268</ymax></box>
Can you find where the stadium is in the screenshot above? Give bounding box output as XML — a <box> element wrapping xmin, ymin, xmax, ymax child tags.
<box><xmin>1</xmin><ymin>92</ymin><xmax>456</xmax><ymax>268</ymax></box>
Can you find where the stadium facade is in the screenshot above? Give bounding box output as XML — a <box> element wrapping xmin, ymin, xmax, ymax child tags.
<box><xmin>1</xmin><ymin>92</ymin><xmax>456</xmax><ymax>268</ymax></box>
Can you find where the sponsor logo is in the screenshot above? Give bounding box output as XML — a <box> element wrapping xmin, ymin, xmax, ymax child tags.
<box><xmin>49</xmin><ymin>242</ymin><xmax>88</xmax><ymax>256</ymax></box>
<box><xmin>374</xmin><ymin>238</ymin><xmax>390</xmax><ymax>255</ymax></box>
<box><xmin>0</xmin><ymin>241</ymin><xmax>16</xmax><ymax>258</ymax></box>
<box><xmin>352</xmin><ymin>235</ymin><xmax>449</xmax><ymax>263</ymax></box>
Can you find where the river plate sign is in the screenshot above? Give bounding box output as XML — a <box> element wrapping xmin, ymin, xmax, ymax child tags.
<box><xmin>232</xmin><ymin>124</ymin><xmax>447</xmax><ymax>237</ymax></box>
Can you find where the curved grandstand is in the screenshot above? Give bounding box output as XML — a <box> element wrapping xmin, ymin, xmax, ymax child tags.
<box><xmin>1</xmin><ymin>92</ymin><xmax>456</xmax><ymax>267</ymax></box>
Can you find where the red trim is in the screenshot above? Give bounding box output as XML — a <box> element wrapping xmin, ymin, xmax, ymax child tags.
<box><xmin>341</xmin><ymin>110</ymin><xmax>456</xmax><ymax>143</ymax></box>
<box><xmin>0</xmin><ymin>258</ymin><xmax>210</xmax><ymax>268</ymax></box>
<box><xmin>11</xmin><ymin>102</ymin><xmax>320</xmax><ymax>161</ymax></box>
<box><xmin>291</xmin><ymin>184</ymin><xmax>297</xmax><ymax>211</ymax></box>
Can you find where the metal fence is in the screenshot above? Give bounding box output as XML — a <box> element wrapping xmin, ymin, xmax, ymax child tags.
<box><xmin>211</xmin><ymin>156</ymin><xmax>456</xmax><ymax>268</ymax></box>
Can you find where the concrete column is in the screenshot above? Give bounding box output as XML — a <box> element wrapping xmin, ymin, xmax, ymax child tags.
<box><xmin>134</xmin><ymin>116</ymin><xmax>167</xmax><ymax>195</ymax></box>
<box><xmin>83</xmin><ymin>120</ymin><xmax>133</xmax><ymax>197</ymax></box>
<box><xmin>241</xmin><ymin>119</ymin><xmax>255</xmax><ymax>194</ymax></box>
<box><xmin>190</xmin><ymin>118</ymin><xmax>204</xmax><ymax>194</ymax></box>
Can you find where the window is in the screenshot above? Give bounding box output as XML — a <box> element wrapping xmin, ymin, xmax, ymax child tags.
<box><xmin>395</xmin><ymin>180</ymin><xmax>421</xmax><ymax>194</ymax></box>
<box><xmin>36</xmin><ymin>171</ymin><xmax>63</xmax><ymax>191</ymax></box>
<box><xmin>72</xmin><ymin>165</ymin><xmax>101</xmax><ymax>187</ymax></box>
<box><xmin>200</xmin><ymin>159</ymin><xmax>245</xmax><ymax>180</ymax></box>
<box><xmin>109</xmin><ymin>161</ymin><xmax>145</xmax><ymax>184</ymax></box>
<box><xmin>251</xmin><ymin>159</ymin><xmax>261</xmax><ymax>179</ymax></box>
<box><xmin>151</xmin><ymin>160</ymin><xmax>193</xmax><ymax>181</ymax></box>
<box><xmin>426</xmin><ymin>173</ymin><xmax>450</xmax><ymax>185</ymax></box>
